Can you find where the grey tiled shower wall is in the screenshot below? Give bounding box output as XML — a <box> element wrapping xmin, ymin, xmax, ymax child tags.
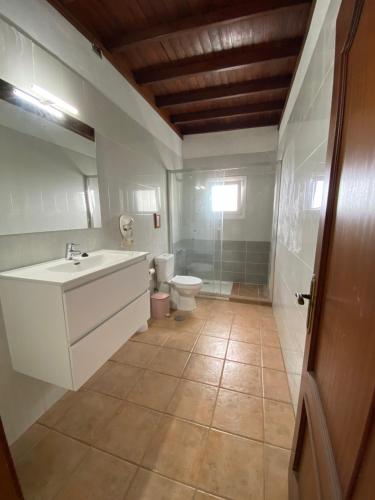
<box><xmin>174</xmin><ymin>239</ymin><xmax>270</xmax><ymax>284</ymax></box>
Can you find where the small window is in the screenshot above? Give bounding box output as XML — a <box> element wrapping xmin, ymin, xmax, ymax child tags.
<box><xmin>311</xmin><ymin>178</ymin><xmax>324</xmax><ymax>210</ymax></box>
<box><xmin>209</xmin><ymin>176</ymin><xmax>246</xmax><ymax>218</ymax></box>
<box><xmin>134</xmin><ymin>188</ymin><xmax>159</xmax><ymax>213</ymax></box>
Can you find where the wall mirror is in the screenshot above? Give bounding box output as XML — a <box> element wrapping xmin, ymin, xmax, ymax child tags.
<box><xmin>0</xmin><ymin>79</ymin><xmax>101</xmax><ymax>236</ymax></box>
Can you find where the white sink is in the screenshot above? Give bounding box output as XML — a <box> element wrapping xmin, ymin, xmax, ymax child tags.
<box><xmin>0</xmin><ymin>249</ymin><xmax>150</xmax><ymax>390</ymax></box>
<box><xmin>48</xmin><ymin>253</ymin><xmax>131</xmax><ymax>273</ymax></box>
<box><xmin>0</xmin><ymin>249</ymin><xmax>149</xmax><ymax>289</ymax></box>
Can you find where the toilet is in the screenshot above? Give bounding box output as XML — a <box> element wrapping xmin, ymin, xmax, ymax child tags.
<box><xmin>155</xmin><ymin>253</ymin><xmax>202</xmax><ymax>311</ymax></box>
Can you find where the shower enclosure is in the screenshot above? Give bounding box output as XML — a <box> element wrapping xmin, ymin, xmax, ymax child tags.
<box><xmin>169</xmin><ymin>164</ymin><xmax>277</xmax><ymax>302</ymax></box>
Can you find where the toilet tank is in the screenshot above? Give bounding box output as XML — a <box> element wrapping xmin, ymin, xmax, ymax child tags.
<box><xmin>155</xmin><ymin>253</ymin><xmax>174</xmax><ymax>281</ymax></box>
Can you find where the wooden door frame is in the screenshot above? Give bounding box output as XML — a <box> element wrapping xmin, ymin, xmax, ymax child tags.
<box><xmin>0</xmin><ymin>418</ymin><xmax>24</xmax><ymax>500</ymax></box>
<box><xmin>289</xmin><ymin>1</ymin><xmax>370</xmax><ymax>498</ymax></box>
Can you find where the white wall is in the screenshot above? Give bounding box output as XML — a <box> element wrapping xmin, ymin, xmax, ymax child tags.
<box><xmin>182</xmin><ymin>126</ymin><xmax>278</xmax><ymax>160</ymax></box>
<box><xmin>273</xmin><ymin>0</ymin><xmax>342</xmax><ymax>411</ymax></box>
<box><xmin>0</xmin><ymin>11</ymin><xmax>181</xmax><ymax>443</ymax></box>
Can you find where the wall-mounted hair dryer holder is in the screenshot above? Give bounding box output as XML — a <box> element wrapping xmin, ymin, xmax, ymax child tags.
<box><xmin>119</xmin><ymin>214</ymin><xmax>135</xmax><ymax>247</ymax></box>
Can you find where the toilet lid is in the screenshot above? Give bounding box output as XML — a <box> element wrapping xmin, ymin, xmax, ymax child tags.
<box><xmin>171</xmin><ymin>275</ymin><xmax>202</xmax><ymax>286</ymax></box>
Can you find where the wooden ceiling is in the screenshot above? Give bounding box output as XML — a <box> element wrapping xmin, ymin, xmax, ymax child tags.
<box><xmin>47</xmin><ymin>0</ymin><xmax>314</xmax><ymax>136</ymax></box>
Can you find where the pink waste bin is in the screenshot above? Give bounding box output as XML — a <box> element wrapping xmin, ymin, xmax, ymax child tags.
<box><xmin>151</xmin><ymin>292</ymin><xmax>170</xmax><ymax>319</ymax></box>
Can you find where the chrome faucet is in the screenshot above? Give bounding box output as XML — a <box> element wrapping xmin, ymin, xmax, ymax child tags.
<box><xmin>65</xmin><ymin>243</ymin><xmax>81</xmax><ymax>260</ymax></box>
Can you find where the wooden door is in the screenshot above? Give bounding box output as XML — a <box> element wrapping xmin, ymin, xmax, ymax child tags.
<box><xmin>290</xmin><ymin>0</ymin><xmax>375</xmax><ymax>498</ymax></box>
<box><xmin>0</xmin><ymin>418</ymin><xmax>24</xmax><ymax>500</ymax></box>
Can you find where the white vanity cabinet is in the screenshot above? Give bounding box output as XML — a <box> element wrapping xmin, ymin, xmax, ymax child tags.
<box><xmin>0</xmin><ymin>250</ymin><xmax>150</xmax><ymax>390</ymax></box>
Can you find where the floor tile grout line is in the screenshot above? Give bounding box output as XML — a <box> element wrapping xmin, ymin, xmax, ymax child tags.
<box><xmin>22</xmin><ymin>301</ymin><xmax>291</xmax><ymax>500</ymax></box>
<box><xmin>49</xmin><ymin>444</ymin><xmax>93</xmax><ymax>500</ymax></box>
<box><xmin>261</xmin><ymin>352</ymin><xmax>267</xmax><ymax>500</ymax></box>
<box><xmin>133</xmin><ymin>317</ymin><xmax>215</xmax><ymax>494</ymax></box>
<box><xmin>82</xmin><ymin>377</ymin><xmax>293</xmax><ymax>412</ymax></box>
<box><xmin>125</xmin><ymin>369</ymin><xmax>180</xmax><ymax>410</ymax></box>
<box><xmin>36</xmin><ymin>421</ymin><xmax>141</xmax><ymax>465</ymax></box>
<box><xmin>200</xmin><ymin>314</ymin><xmax>235</xmax><ymax>481</ymax></box>
<box><xmin>110</xmin><ymin>358</ymin><xmax>219</xmax><ymax>391</ymax></box>
<box><xmin>85</xmin><ymin>359</ymin><xmax>147</xmax><ymax>398</ymax></box>
<box><xmin>184</xmin><ymin>314</ymin><xmax>230</xmax><ymax>495</ymax></box>
<box><xmin>111</xmin><ymin>328</ymin><xmax>292</xmax><ymax>404</ymax></box>
<box><xmin>130</xmin><ymin>340</ymin><xmax>194</xmax><ymax>378</ymax></box>
<box><xmin>132</xmin><ymin>465</ymin><xmax>234</xmax><ymax>500</ymax></box>
<box><xmin>123</xmin><ymin>317</ymin><xmax>209</xmax><ymax>490</ymax></box>
<box><xmin>37</xmin><ymin>413</ymin><xmax>294</xmax><ymax>459</ymax></box>
<box><xmin>111</xmin><ymin>341</ymin><xmax>162</xmax><ymax>367</ymax></box>
<box><xmin>62</xmin><ymin>392</ymin><xmax>214</xmax><ymax>430</ymax></box>
<box><xmin>163</xmin><ymin>381</ymin><xmax>215</xmax><ymax>426</ymax></box>
<box><xmin>10</xmin><ymin>428</ymin><xmax>48</xmax><ymax>465</ymax></box>
<box><xmin>40</xmin><ymin>413</ymin><xmax>208</xmax><ymax>490</ymax></box>
<box><xmin>87</xmin><ymin>318</ymin><xmax>291</xmax><ymax>399</ymax></box>
<box><xmin>122</xmin><ymin>466</ymin><xmax>141</xmax><ymax>499</ymax></box>
<box><xmin>206</xmin><ymin>316</ymin><xmax>232</xmax><ymax>431</ymax></box>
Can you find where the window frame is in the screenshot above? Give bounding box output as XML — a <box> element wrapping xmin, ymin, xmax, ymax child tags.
<box><xmin>208</xmin><ymin>175</ymin><xmax>247</xmax><ymax>219</ymax></box>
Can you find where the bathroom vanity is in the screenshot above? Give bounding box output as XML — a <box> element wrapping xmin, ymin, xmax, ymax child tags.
<box><xmin>0</xmin><ymin>250</ymin><xmax>150</xmax><ymax>390</ymax></box>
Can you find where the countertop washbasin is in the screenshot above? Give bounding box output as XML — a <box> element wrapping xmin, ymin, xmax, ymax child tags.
<box><xmin>48</xmin><ymin>253</ymin><xmax>130</xmax><ymax>273</ymax></box>
<box><xmin>0</xmin><ymin>249</ymin><xmax>149</xmax><ymax>289</ymax></box>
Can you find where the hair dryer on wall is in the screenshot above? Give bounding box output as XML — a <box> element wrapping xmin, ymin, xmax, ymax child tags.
<box><xmin>119</xmin><ymin>214</ymin><xmax>135</xmax><ymax>248</ymax></box>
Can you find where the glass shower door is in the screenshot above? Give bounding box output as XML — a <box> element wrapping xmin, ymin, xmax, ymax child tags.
<box><xmin>169</xmin><ymin>162</ymin><xmax>277</xmax><ymax>302</ymax></box>
<box><xmin>169</xmin><ymin>169</ymin><xmax>224</xmax><ymax>296</ymax></box>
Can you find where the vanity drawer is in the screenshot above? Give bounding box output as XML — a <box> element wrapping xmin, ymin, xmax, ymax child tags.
<box><xmin>64</xmin><ymin>259</ymin><xmax>149</xmax><ymax>343</ymax></box>
<box><xmin>69</xmin><ymin>291</ymin><xmax>150</xmax><ymax>389</ymax></box>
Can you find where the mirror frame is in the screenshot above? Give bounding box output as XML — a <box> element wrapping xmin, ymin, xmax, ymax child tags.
<box><xmin>0</xmin><ymin>78</ymin><xmax>95</xmax><ymax>142</ymax></box>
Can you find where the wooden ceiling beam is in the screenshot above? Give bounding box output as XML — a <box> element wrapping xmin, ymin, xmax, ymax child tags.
<box><xmin>171</xmin><ymin>100</ymin><xmax>285</xmax><ymax>124</ymax></box>
<box><xmin>109</xmin><ymin>0</ymin><xmax>311</xmax><ymax>52</ymax></box>
<box><xmin>180</xmin><ymin>112</ymin><xmax>281</xmax><ymax>135</ymax></box>
<box><xmin>156</xmin><ymin>75</ymin><xmax>292</xmax><ymax>107</ymax></box>
<box><xmin>134</xmin><ymin>38</ymin><xmax>302</xmax><ymax>84</ymax></box>
<box><xmin>46</xmin><ymin>0</ymin><xmax>182</xmax><ymax>137</ymax></box>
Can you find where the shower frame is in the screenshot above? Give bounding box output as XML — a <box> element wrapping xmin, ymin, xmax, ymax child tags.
<box><xmin>167</xmin><ymin>163</ymin><xmax>279</xmax><ymax>303</ymax></box>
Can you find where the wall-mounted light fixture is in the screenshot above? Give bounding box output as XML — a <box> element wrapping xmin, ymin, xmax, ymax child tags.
<box><xmin>13</xmin><ymin>88</ymin><xmax>63</xmax><ymax>119</ymax></box>
<box><xmin>0</xmin><ymin>78</ymin><xmax>94</xmax><ymax>141</ymax></box>
<box><xmin>32</xmin><ymin>84</ymin><xmax>79</xmax><ymax>116</ymax></box>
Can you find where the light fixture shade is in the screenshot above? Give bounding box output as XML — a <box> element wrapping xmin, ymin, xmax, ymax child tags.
<box><xmin>13</xmin><ymin>88</ymin><xmax>63</xmax><ymax>119</ymax></box>
<box><xmin>32</xmin><ymin>84</ymin><xmax>79</xmax><ymax>116</ymax></box>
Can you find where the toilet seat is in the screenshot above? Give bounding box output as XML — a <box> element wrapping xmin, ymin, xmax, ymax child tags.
<box><xmin>155</xmin><ymin>254</ymin><xmax>202</xmax><ymax>311</ymax></box>
<box><xmin>170</xmin><ymin>275</ymin><xmax>202</xmax><ymax>287</ymax></box>
<box><xmin>169</xmin><ymin>275</ymin><xmax>203</xmax><ymax>311</ymax></box>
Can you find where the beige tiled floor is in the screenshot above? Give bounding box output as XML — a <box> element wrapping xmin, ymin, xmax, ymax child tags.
<box><xmin>12</xmin><ymin>298</ymin><xmax>294</xmax><ymax>500</ymax></box>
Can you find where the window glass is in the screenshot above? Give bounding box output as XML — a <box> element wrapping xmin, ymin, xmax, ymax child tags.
<box><xmin>211</xmin><ymin>183</ymin><xmax>239</xmax><ymax>212</ymax></box>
